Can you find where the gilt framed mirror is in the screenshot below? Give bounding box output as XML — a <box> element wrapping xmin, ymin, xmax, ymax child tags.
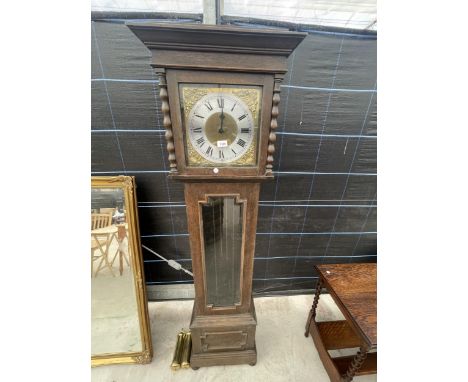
<box><xmin>91</xmin><ymin>176</ymin><xmax>152</xmax><ymax>366</ymax></box>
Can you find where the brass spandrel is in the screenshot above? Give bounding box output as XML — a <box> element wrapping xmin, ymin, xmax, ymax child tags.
<box><xmin>181</xmin><ymin>86</ymin><xmax>261</xmax><ymax>167</ymax></box>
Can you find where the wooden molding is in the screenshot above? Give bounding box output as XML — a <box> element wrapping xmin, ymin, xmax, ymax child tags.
<box><xmin>127</xmin><ymin>23</ymin><xmax>307</xmax><ymax>57</ymax></box>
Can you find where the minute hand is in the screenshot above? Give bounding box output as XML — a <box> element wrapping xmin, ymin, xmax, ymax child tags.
<box><xmin>218</xmin><ymin>109</ymin><xmax>225</xmax><ymax>134</ymax></box>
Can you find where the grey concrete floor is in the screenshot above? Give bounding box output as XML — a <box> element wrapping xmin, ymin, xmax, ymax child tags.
<box><xmin>91</xmin><ymin>294</ymin><xmax>377</xmax><ymax>382</ymax></box>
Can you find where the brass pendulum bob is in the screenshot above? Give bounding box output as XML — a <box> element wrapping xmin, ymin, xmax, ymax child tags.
<box><xmin>180</xmin><ymin>332</ymin><xmax>192</xmax><ymax>369</ymax></box>
<box><xmin>171</xmin><ymin>331</ymin><xmax>184</xmax><ymax>370</ymax></box>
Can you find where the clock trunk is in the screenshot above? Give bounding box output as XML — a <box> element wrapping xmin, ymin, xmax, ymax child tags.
<box><xmin>185</xmin><ymin>182</ymin><xmax>259</xmax><ymax>367</ymax></box>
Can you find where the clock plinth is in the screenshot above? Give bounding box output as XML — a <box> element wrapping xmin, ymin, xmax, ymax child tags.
<box><xmin>189</xmin><ymin>301</ymin><xmax>257</xmax><ymax>368</ymax></box>
<box><xmin>128</xmin><ymin>23</ymin><xmax>306</xmax><ymax>368</ymax></box>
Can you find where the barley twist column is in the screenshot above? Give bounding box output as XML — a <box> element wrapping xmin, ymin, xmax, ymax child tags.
<box><xmin>342</xmin><ymin>346</ymin><xmax>369</xmax><ymax>382</ymax></box>
<box><xmin>305</xmin><ymin>278</ymin><xmax>323</xmax><ymax>336</ymax></box>
<box><xmin>266</xmin><ymin>74</ymin><xmax>284</xmax><ymax>175</ymax></box>
<box><xmin>156</xmin><ymin>68</ymin><xmax>178</xmax><ymax>173</ymax></box>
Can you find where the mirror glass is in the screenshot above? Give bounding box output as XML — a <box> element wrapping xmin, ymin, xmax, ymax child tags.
<box><xmin>91</xmin><ymin>187</ymin><xmax>142</xmax><ymax>355</ymax></box>
<box><xmin>202</xmin><ymin>196</ymin><xmax>243</xmax><ymax>307</ymax></box>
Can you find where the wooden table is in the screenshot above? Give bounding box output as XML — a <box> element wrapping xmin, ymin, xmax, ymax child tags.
<box><xmin>305</xmin><ymin>263</ymin><xmax>377</xmax><ymax>382</ymax></box>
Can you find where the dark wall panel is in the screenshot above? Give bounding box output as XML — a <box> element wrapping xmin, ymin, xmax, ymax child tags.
<box><xmin>91</xmin><ymin>20</ymin><xmax>377</xmax><ymax>295</ymax></box>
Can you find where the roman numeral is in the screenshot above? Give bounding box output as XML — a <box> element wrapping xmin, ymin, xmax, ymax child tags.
<box><xmin>217</xmin><ymin>97</ymin><xmax>224</xmax><ymax>108</ymax></box>
<box><xmin>238</xmin><ymin>114</ymin><xmax>247</xmax><ymax>121</ymax></box>
<box><xmin>218</xmin><ymin>150</ymin><xmax>224</xmax><ymax>159</ymax></box>
<box><xmin>206</xmin><ymin>146</ymin><xmax>213</xmax><ymax>156</ymax></box>
<box><xmin>231</xmin><ymin>102</ymin><xmax>237</xmax><ymax>111</ymax></box>
<box><xmin>231</xmin><ymin>148</ymin><xmax>237</xmax><ymax>156</ymax></box>
<box><xmin>241</xmin><ymin>128</ymin><xmax>250</xmax><ymax>134</ymax></box>
<box><xmin>205</xmin><ymin>102</ymin><xmax>213</xmax><ymax>111</ymax></box>
<box><xmin>196</xmin><ymin>137</ymin><xmax>205</xmax><ymax>145</ymax></box>
<box><xmin>237</xmin><ymin>139</ymin><xmax>246</xmax><ymax>148</ymax></box>
<box><xmin>195</xmin><ymin>114</ymin><xmax>204</xmax><ymax>119</ymax></box>
<box><xmin>192</xmin><ymin>127</ymin><xmax>202</xmax><ymax>133</ymax></box>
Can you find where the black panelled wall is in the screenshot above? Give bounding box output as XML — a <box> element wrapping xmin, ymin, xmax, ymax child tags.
<box><xmin>91</xmin><ymin>20</ymin><xmax>377</xmax><ymax>295</ymax></box>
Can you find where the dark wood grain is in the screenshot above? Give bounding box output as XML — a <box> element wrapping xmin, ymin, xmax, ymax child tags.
<box><xmin>308</xmin><ymin>319</ymin><xmax>342</xmax><ymax>382</ymax></box>
<box><xmin>146</xmin><ymin>50</ymin><xmax>288</xmax><ymax>73</ymax></box>
<box><xmin>316</xmin><ymin>263</ymin><xmax>377</xmax><ymax>349</ymax></box>
<box><xmin>317</xmin><ymin>321</ymin><xmax>361</xmax><ymax>350</ymax></box>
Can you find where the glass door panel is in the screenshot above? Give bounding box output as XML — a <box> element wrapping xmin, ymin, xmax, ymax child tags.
<box><xmin>201</xmin><ymin>196</ymin><xmax>243</xmax><ymax>307</ymax></box>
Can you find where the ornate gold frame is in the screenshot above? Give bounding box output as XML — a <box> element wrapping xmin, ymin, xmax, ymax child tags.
<box><xmin>91</xmin><ymin>176</ymin><xmax>153</xmax><ymax>366</ymax></box>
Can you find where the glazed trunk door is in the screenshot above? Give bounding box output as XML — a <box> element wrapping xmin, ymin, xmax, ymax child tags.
<box><xmin>202</xmin><ymin>196</ymin><xmax>243</xmax><ymax>307</ymax></box>
<box><xmin>184</xmin><ymin>182</ymin><xmax>259</xmax><ymax>315</ymax></box>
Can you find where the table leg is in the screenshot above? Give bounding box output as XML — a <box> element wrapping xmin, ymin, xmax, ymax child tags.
<box><xmin>93</xmin><ymin>233</ymin><xmax>116</xmax><ymax>277</ymax></box>
<box><xmin>117</xmin><ymin>225</ymin><xmax>127</xmax><ymax>276</ymax></box>
<box><xmin>95</xmin><ymin>251</ymin><xmax>116</xmax><ymax>277</ymax></box>
<box><xmin>341</xmin><ymin>346</ymin><xmax>368</xmax><ymax>382</ymax></box>
<box><xmin>91</xmin><ymin>249</ymin><xmax>94</xmax><ymax>277</ymax></box>
<box><xmin>305</xmin><ymin>278</ymin><xmax>323</xmax><ymax>337</ymax></box>
<box><xmin>119</xmin><ymin>247</ymin><xmax>123</xmax><ymax>275</ymax></box>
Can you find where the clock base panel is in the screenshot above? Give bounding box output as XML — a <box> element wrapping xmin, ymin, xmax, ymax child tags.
<box><xmin>190</xmin><ymin>345</ymin><xmax>257</xmax><ymax>369</ymax></box>
<box><xmin>189</xmin><ymin>301</ymin><xmax>257</xmax><ymax>368</ymax></box>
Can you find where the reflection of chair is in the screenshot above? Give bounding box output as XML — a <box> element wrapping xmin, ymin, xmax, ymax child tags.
<box><xmin>91</xmin><ymin>233</ymin><xmax>116</xmax><ymax>277</ymax></box>
<box><xmin>100</xmin><ymin>208</ymin><xmax>115</xmax><ymax>216</ymax></box>
<box><xmin>111</xmin><ymin>225</ymin><xmax>130</xmax><ymax>275</ymax></box>
<box><xmin>91</xmin><ymin>213</ymin><xmax>112</xmax><ymax>230</ymax></box>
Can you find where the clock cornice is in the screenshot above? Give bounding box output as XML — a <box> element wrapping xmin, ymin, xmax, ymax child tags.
<box><xmin>127</xmin><ymin>23</ymin><xmax>307</xmax><ymax>57</ymax></box>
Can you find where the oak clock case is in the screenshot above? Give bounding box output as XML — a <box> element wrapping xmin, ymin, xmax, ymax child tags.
<box><xmin>127</xmin><ymin>22</ymin><xmax>306</xmax><ymax>369</ymax></box>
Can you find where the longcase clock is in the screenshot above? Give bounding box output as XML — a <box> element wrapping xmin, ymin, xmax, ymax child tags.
<box><xmin>128</xmin><ymin>23</ymin><xmax>306</xmax><ymax>369</ymax></box>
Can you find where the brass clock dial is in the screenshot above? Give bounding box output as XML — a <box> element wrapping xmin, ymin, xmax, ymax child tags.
<box><xmin>180</xmin><ymin>84</ymin><xmax>262</xmax><ymax>167</ymax></box>
<box><xmin>188</xmin><ymin>93</ymin><xmax>254</xmax><ymax>164</ymax></box>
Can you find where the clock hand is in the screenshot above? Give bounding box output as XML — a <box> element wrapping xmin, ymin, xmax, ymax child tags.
<box><xmin>218</xmin><ymin>108</ymin><xmax>225</xmax><ymax>134</ymax></box>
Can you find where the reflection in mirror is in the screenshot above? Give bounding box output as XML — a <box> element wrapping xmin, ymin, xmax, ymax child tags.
<box><xmin>91</xmin><ymin>186</ymin><xmax>142</xmax><ymax>358</ymax></box>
